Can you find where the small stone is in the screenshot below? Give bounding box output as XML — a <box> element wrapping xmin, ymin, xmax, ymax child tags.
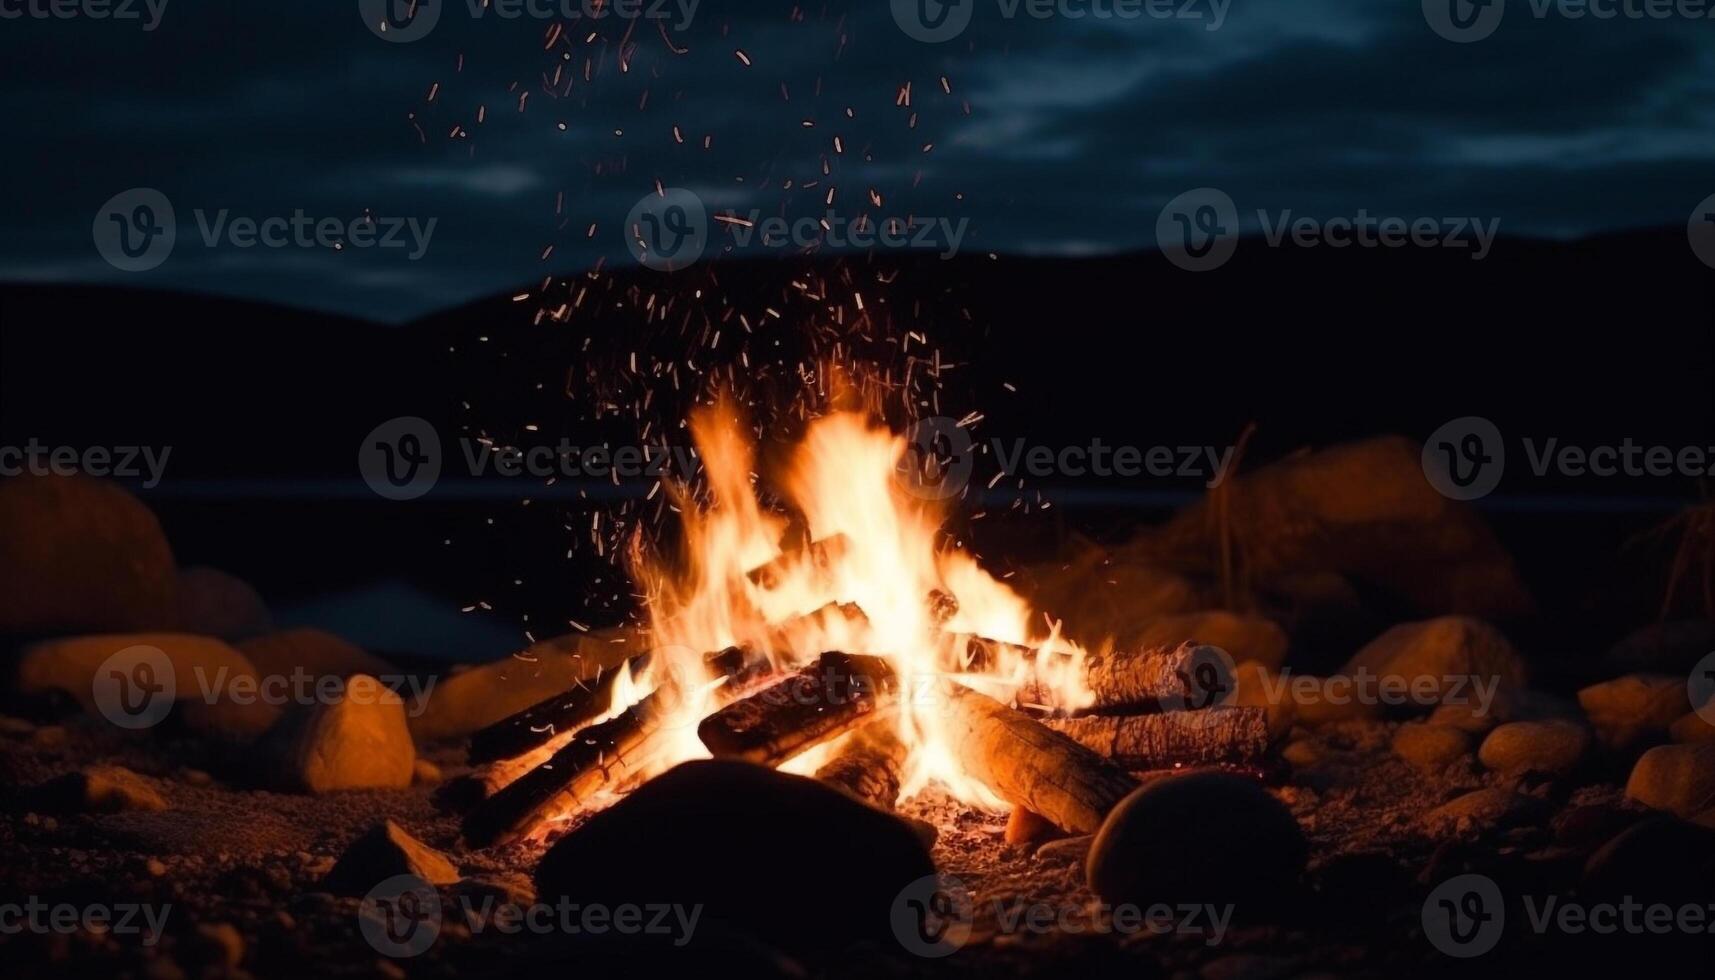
<box><xmin>456</xmin><ymin>872</ymin><xmax>535</xmax><ymax>909</ymax></box>
<box><xmin>0</xmin><ymin>715</ymin><xmax>37</xmax><ymax>738</ymax></box>
<box><xmin>412</xmin><ymin>759</ymin><xmax>443</xmax><ymax>785</ymax></box>
<box><xmin>264</xmin><ymin>674</ymin><xmax>415</xmax><ymax>793</ymax></box>
<box><xmin>1477</xmin><ymin>720</ymin><xmax>1590</xmax><ymax>776</ymax></box>
<box><xmin>1282</xmin><ymin>739</ymin><xmax>1322</xmax><ymax>767</ymax></box>
<box><xmin>1338</xmin><ymin>617</ymin><xmax>1526</xmax><ymax>715</ymax></box>
<box><xmin>1426</xmin><ymin>701</ymin><xmax>1501</xmax><ymax>734</ymax></box>
<box><xmin>1086</xmin><ymin>773</ymin><xmax>1306</xmax><ymax>914</ymax></box>
<box><xmin>1670</xmin><ymin>711</ymin><xmax>1715</xmax><ymax>744</ymax></box>
<box><xmin>1578</xmin><ymin>674</ymin><xmax>1688</xmax><ymax>749</ymax></box>
<box><xmin>1004</xmin><ymin>805</ymin><xmax>1061</xmax><ymax>845</ymax></box>
<box><xmin>1625</xmin><ymin>742</ymin><xmax>1715</xmax><ymax>818</ymax></box>
<box><xmin>1391</xmin><ymin>722</ymin><xmax>1470</xmax><ymax>773</ymax></box>
<box><xmin>1034</xmin><ymin>835</ymin><xmax>1093</xmax><ymax>865</ymax></box>
<box><xmin>324</xmin><ymin>820</ymin><xmax>459</xmax><ymax>895</ymax></box>
<box><xmin>179</xmin><ymin>768</ymin><xmax>213</xmax><ymax>787</ymax></box>
<box><xmin>187</xmin><ymin>923</ymin><xmax>244</xmax><ymax>970</ymax></box>
<box><xmin>1421</xmin><ymin>787</ymin><xmax>1549</xmax><ymax>837</ymax></box>
<box><xmin>45</xmin><ymin>766</ymin><xmax>168</xmax><ymax>813</ymax></box>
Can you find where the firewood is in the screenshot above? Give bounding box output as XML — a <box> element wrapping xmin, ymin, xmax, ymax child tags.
<box><xmin>461</xmin><ymin>687</ymin><xmax>680</xmax><ymax>848</ymax></box>
<box><xmin>962</xmin><ymin>637</ymin><xmax>1234</xmax><ymax>716</ymax></box>
<box><xmin>1043</xmin><ymin>708</ymin><xmax>1272</xmax><ymax>770</ymax></box>
<box><xmin>467</xmin><ymin>646</ymin><xmax>750</xmax><ymax>767</ymax></box>
<box><xmin>939</xmin><ymin>681</ymin><xmax>1137</xmax><ymax>834</ymax></box>
<box><xmin>746</xmin><ymin>532</ymin><xmax>850</xmax><ymax>589</ymax></box>
<box><xmin>814</xmin><ymin>721</ymin><xmax>908</xmax><ymax>810</ymax></box>
<box><xmin>698</xmin><ymin>651</ymin><xmax>898</xmax><ymax>766</ymax></box>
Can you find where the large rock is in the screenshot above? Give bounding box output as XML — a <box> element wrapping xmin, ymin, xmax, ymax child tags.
<box><xmin>1134</xmin><ymin>612</ymin><xmax>1290</xmax><ymax>671</ymax></box>
<box><xmin>1126</xmin><ymin>437</ymin><xmax>1533</xmax><ymax>620</ymax></box>
<box><xmin>176</xmin><ymin>567</ymin><xmax>271</xmax><ymax>641</ymax></box>
<box><xmin>1578</xmin><ymin>674</ymin><xmax>1688</xmax><ymax>749</ymax></box>
<box><xmin>324</xmin><ymin>820</ymin><xmax>459</xmax><ymax>895</ymax></box>
<box><xmin>1625</xmin><ymin>742</ymin><xmax>1715</xmax><ymax>818</ymax></box>
<box><xmin>1477</xmin><ymin>720</ymin><xmax>1591</xmax><ymax>776</ymax></box>
<box><xmin>1392</xmin><ymin>722</ymin><xmax>1471</xmax><ymax>773</ymax></box>
<box><xmin>1086</xmin><ymin>773</ymin><xmax>1306</xmax><ymax>914</ymax></box>
<box><xmin>239</xmin><ymin>628</ymin><xmax>396</xmax><ymax>682</ymax></box>
<box><xmin>0</xmin><ymin>474</ymin><xmax>179</xmax><ymax>634</ymax></box>
<box><xmin>409</xmin><ymin>629</ymin><xmax>644</xmax><ymax>741</ymax></box>
<box><xmin>535</xmin><ymin>760</ymin><xmax>932</xmax><ymax>958</ymax></box>
<box><xmin>1339</xmin><ymin>617</ymin><xmax>1526</xmax><ymax>717</ymax></box>
<box><xmin>15</xmin><ymin>633</ymin><xmax>278</xmax><ymax>737</ymax></box>
<box><xmin>265</xmin><ymin>674</ymin><xmax>415</xmax><ymax>793</ymax></box>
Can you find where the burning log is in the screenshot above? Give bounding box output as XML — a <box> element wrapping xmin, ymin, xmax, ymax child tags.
<box><xmin>747</xmin><ymin>532</ymin><xmax>850</xmax><ymax>589</ymax></box>
<box><xmin>699</xmin><ymin>651</ymin><xmax>898</xmax><ymax>766</ymax></box>
<box><xmin>1043</xmin><ymin>708</ymin><xmax>1272</xmax><ymax>770</ymax></box>
<box><xmin>467</xmin><ymin>646</ymin><xmax>752</xmax><ymax>767</ymax></box>
<box><xmin>461</xmin><ymin>688</ymin><xmax>680</xmax><ymax>848</ymax></box>
<box><xmin>814</xmin><ymin>721</ymin><xmax>907</xmax><ymax>810</ymax></box>
<box><xmin>940</xmin><ymin>681</ymin><xmax>1137</xmax><ymax>834</ymax></box>
<box><xmin>1012</xmin><ymin>641</ymin><xmax>1235</xmax><ymax>714</ymax></box>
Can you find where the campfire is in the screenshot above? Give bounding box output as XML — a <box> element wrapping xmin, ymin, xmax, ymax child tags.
<box><xmin>457</xmin><ymin>406</ymin><xmax>1267</xmax><ymax>847</ymax></box>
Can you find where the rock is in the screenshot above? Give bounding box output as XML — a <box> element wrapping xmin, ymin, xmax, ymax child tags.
<box><xmin>408</xmin><ymin>628</ymin><xmax>645</xmax><ymax>741</ymax></box>
<box><xmin>1579</xmin><ymin>674</ymin><xmax>1688</xmax><ymax>749</ymax></box>
<box><xmin>16</xmin><ymin>633</ymin><xmax>279</xmax><ymax>737</ymax></box>
<box><xmin>1231</xmin><ymin>661</ymin><xmax>1296</xmax><ymax>738</ymax></box>
<box><xmin>0</xmin><ymin>715</ymin><xmax>36</xmax><ymax>738</ymax></box>
<box><xmin>265</xmin><ymin>674</ymin><xmax>416</xmax><ymax>793</ymax></box>
<box><xmin>1606</xmin><ymin>620</ymin><xmax>1715</xmax><ymax>673</ymax></box>
<box><xmin>1671</xmin><ymin>711</ymin><xmax>1715</xmax><ymax>743</ymax></box>
<box><xmin>324</xmin><ymin>820</ymin><xmax>459</xmax><ymax>895</ymax></box>
<box><xmin>1421</xmin><ymin>788</ymin><xmax>1549</xmax><ymax>837</ymax></box>
<box><xmin>1004</xmin><ymin>806</ymin><xmax>1062</xmax><ymax>846</ymax></box>
<box><xmin>1086</xmin><ymin>772</ymin><xmax>1306</xmax><ymax>914</ymax></box>
<box><xmin>1034</xmin><ymin>835</ymin><xmax>1093</xmax><ymax>865</ymax></box>
<box><xmin>29</xmin><ymin>725</ymin><xmax>66</xmax><ymax>750</ymax></box>
<box><xmin>535</xmin><ymin>759</ymin><xmax>932</xmax><ymax>958</ymax></box>
<box><xmin>1339</xmin><ymin>617</ymin><xmax>1526</xmax><ymax>718</ymax></box>
<box><xmin>1553</xmin><ymin>803</ymin><xmax>1641</xmax><ymax>848</ymax></box>
<box><xmin>1426</xmin><ymin>700</ymin><xmax>1502</xmax><ymax>734</ymax></box>
<box><xmin>1127</xmin><ymin>436</ymin><xmax>1533</xmax><ymax>620</ymax></box>
<box><xmin>186</xmin><ymin>923</ymin><xmax>244</xmax><ymax>970</ymax></box>
<box><xmin>455</xmin><ymin>872</ymin><xmax>535</xmax><ymax>909</ymax></box>
<box><xmin>1625</xmin><ymin>742</ymin><xmax>1715</xmax><ymax>818</ymax></box>
<box><xmin>1477</xmin><ymin>720</ymin><xmax>1591</xmax><ymax>776</ymax></box>
<box><xmin>1391</xmin><ymin>722</ymin><xmax>1470</xmax><ymax>773</ymax></box>
<box><xmin>175</xmin><ymin>567</ymin><xmax>271</xmax><ymax>642</ymax></box>
<box><xmin>1281</xmin><ymin>739</ymin><xmax>1322</xmax><ymax>767</ymax></box>
<box><xmin>1134</xmin><ymin>612</ymin><xmax>1290</xmax><ymax>671</ymax></box>
<box><xmin>238</xmin><ymin>628</ymin><xmax>396</xmax><ymax>682</ymax></box>
<box><xmin>0</xmin><ymin>474</ymin><xmax>179</xmax><ymax>635</ymax></box>
<box><xmin>412</xmin><ymin>759</ymin><xmax>443</xmax><ymax>785</ymax></box>
<box><xmin>1583</xmin><ymin>816</ymin><xmax>1715</xmax><ymax>908</ymax></box>
<box><xmin>44</xmin><ymin>765</ymin><xmax>168</xmax><ymax>813</ymax></box>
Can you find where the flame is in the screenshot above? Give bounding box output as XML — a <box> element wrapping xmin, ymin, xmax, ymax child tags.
<box><xmin>572</xmin><ymin>405</ymin><xmax>1093</xmax><ymax>811</ymax></box>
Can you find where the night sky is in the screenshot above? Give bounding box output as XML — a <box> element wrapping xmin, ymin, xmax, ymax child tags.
<box><xmin>4</xmin><ymin>0</ymin><xmax>1713</xmax><ymax>321</ymax></box>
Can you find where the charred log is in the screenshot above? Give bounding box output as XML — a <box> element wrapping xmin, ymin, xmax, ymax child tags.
<box><xmin>1044</xmin><ymin>708</ymin><xmax>1272</xmax><ymax>770</ymax></box>
<box><xmin>698</xmin><ymin>651</ymin><xmax>898</xmax><ymax>766</ymax></box>
<box><xmin>814</xmin><ymin>721</ymin><xmax>908</xmax><ymax>810</ymax></box>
